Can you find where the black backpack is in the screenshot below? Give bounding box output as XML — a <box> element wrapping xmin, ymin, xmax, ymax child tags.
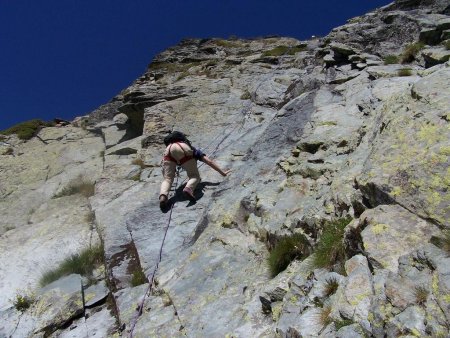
<box><xmin>163</xmin><ymin>131</ymin><xmax>193</xmax><ymax>149</ymax></box>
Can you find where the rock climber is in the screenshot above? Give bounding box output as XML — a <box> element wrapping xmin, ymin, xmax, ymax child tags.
<box><xmin>159</xmin><ymin>131</ymin><xmax>231</xmax><ymax>210</ymax></box>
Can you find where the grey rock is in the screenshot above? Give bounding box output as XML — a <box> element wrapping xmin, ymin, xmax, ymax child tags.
<box><xmin>54</xmin><ymin>306</ymin><xmax>117</xmax><ymax>338</ymax></box>
<box><xmin>419</xmin><ymin>27</ymin><xmax>442</xmax><ymax>45</ymax></box>
<box><xmin>336</xmin><ymin>323</ymin><xmax>366</xmax><ymax>338</ymax></box>
<box><xmin>359</xmin><ymin>205</ymin><xmax>440</xmax><ymax>272</ymax></box>
<box><xmin>113</xmin><ymin>113</ymin><xmax>129</xmax><ymax>126</ymax></box>
<box><xmin>330</xmin><ymin>255</ymin><xmax>373</xmax><ymax>322</ymax></box>
<box><xmin>32</xmin><ymin>274</ymin><xmax>84</xmax><ymax>336</ymax></box>
<box><xmin>84</xmin><ymin>281</ymin><xmax>109</xmax><ymax>308</ymax></box>
<box><xmin>442</xmin><ymin>30</ymin><xmax>450</xmax><ymax>39</ymax></box>
<box><xmin>102</xmin><ymin>125</ymin><xmax>127</xmax><ymax>149</ymax></box>
<box><xmin>2</xmin><ymin>2</ymin><xmax>450</xmax><ymax>337</ymax></box>
<box><xmin>412</xmin><ymin>66</ymin><xmax>450</xmax><ymax>111</ymax></box>
<box><xmin>386</xmin><ymin>306</ymin><xmax>426</xmax><ymax>337</ymax></box>
<box><xmin>422</xmin><ymin>46</ymin><xmax>450</xmax><ymax>67</ymax></box>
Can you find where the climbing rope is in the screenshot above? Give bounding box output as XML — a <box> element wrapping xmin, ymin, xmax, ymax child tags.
<box><xmin>127</xmin><ymin>168</ymin><xmax>181</xmax><ymax>338</ymax></box>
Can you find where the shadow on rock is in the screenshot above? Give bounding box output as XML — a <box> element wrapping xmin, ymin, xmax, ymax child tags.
<box><xmin>162</xmin><ymin>181</ymin><xmax>221</xmax><ymax>212</ymax></box>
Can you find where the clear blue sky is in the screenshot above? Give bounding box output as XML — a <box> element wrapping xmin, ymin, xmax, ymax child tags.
<box><xmin>0</xmin><ymin>0</ymin><xmax>391</xmax><ymax>131</ymax></box>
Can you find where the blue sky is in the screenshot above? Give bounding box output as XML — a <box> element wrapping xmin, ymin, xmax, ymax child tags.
<box><xmin>0</xmin><ymin>0</ymin><xmax>391</xmax><ymax>131</ymax></box>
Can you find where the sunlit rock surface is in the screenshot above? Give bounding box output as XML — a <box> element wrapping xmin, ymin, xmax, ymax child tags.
<box><xmin>1</xmin><ymin>0</ymin><xmax>449</xmax><ymax>336</ymax></box>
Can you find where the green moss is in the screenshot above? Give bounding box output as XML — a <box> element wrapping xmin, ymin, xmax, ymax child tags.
<box><xmin>268</xmin><ymin>233</ymin><xmax>311</xmax><ymax>277</ymax></box>
<box><xmin>433</xmin><ymin>230</ymin><xmax>450</xmax><ymax>254</ymax></box>
<box><xmin>131</xmin><ymin>268</ymin><xmax>147</xmax><ymax>286</ymax></box>
<box><xmin>240</xmin><ymin>90</ymin><xmax>251</xmax><ymax>100</ymax></box>
<box><xmin>213</xmin><ymin>39</ymin><xmax>241</xmax><ymax>48</ymax></box>
<box><xmin>335</xmin><ymin>319</ymin><xmax>354</xmax><ymax>330</ymax></box>
<box><xmin>0</xmin><ymin>119</ymin><xmax>54</xmax><ymax>140</ymax></box>
<box><xmin>262</xmin><ymin>45</ymin><xmax>306</xmax><ymax>57</ymax></box>
<box><xmin>383</xmin><ymin>55</ymin><xmax>399</xmax><ymax>65</ymax></box>
<box><xmin>443</xmin><ymin>40</ymin><xmax>450</xmax><ymax>50</ymax></box>
<box><xmin>313</xmin><ymin>217</ymin><xmax>352</xmax><ymax>269</ymax></box>
<box><xmin>148</xmin><ymin>61</ymin><xmax>201</xmax><ymax>75</ymax></box>
<box><xmin>130</xmin><ymin>173</ymin><xmax>141</xmax><ymax>181</ymax></box>
<box><xmin>40</xmin><ymin>244</ymin><xmax>104</xmax><ymax>287</ymax></box>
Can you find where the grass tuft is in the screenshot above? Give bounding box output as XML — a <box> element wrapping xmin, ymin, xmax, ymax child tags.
<box><xmin>317</xmin><ymin>305</ymin><xmax>333</xmax><ymax>327</ymax></box>
<box><xmin>400</xmin><ymin>42</ymin><xmax>425</xmax><ymax>64</ymax></box>
<box><xmin>324</xmin><ymin>276</ymin><xmax>340</xmax><ymax>296</ymax></box>
<box><xmin>0</xmin><ymin>119</ymin><xmax>54</xmax><ymax>140</ymax></box>
<box><xmin>131</xmin><ymin>158</ymin><xmax>146</xmax><ymax>169</ymax></box>
<box><xmin>397</xmin><ymin>68</ymin><xmax>412</xmax><ymax>77</ymax></box>
<box><xmin>39</xmin><ymin>244</ymin><xmax>104</xmax><ymax>287</ymax></box>
<box><xmin>53</xmin><ymin>180</ymin><xmax>95</xmax><ymax>199</ymax></box>
<box><xmin>313</xmin><ymin>217</ymin><xmax>352</xmax><ymax>269</ymax></box>
<box><xmin>384</xmin><ymin>55</ymin><xmax>399</xmax><ymax>65</ymax></box>
<box><xmin>12</xmin><ymin>293</ymin><xmax>34</xmax><ymax>312</ymax></box>
<box><xmin>268</xmin><ymin>233</ymin><xmax>311</xmax><ymax>277</ymax></box>
<box><xmin>131</xmin><ymin>268</ymin><xmax>147</xmax><ymax>286</ymax></box>
<box><xmin>414</xmin><ymin>285</ymin><xmax>429</xmax><ymax>305</ymax></box>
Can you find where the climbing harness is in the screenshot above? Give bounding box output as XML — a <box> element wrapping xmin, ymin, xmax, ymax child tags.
<box><xmin>163</xmin><ymin>142</ymin><xmax>194</xmax><ymax>165</ymax></box>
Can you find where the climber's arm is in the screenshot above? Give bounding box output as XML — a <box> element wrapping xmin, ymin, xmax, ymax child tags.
<box><xmin>201</xmin><ymin>156</ymin><xmax>231</xmax><ymax>177</ymax></box>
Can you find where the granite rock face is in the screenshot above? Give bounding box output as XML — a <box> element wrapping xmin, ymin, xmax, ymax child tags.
<box><xmin>1</xmin><ymin>0</ymin><xmax>450</xmax><ymax>337</ymax></box>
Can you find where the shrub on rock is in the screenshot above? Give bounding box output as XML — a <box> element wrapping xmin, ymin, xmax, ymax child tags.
<box><xmin>268</xmin><ymin>233</ymin><xmax>311</xmax><ymax>277</ymax></box>
<box><xmin>313</xmin><ymin>217</ymin><xmax>352</xmax><ymax>270</ymax></box>
<box><xmin>0</xmin><ymin>119</ymin><xmax>54</xmax><ymax>140</ymax></box>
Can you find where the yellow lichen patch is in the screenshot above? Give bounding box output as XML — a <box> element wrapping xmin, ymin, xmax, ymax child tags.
<box><xmin>430</xmin><ymin>175</ymin><xmax>444</xmax><ymax>189</ymax></box>
<box><xmin>439</xmin><ymin>145</ymin><xmax>450</xmax><ymax>156</ymax></box>
<box><xmin>325</xmin><ymin>203</ymin><xmax>335</xmax><ymax>214</ymax></box>
<box><xmin>426</xmin><ymin>191</ymin><xmax>441</xmax><ymax>206</ymax></box>
<box><xmin>349</xmin><ymin>292</ymin><xmax>371</xmax><ymax>306</ymax></box>
<box><xmin>272</xmin><ymin>302</ymin><xmax>283</xmax><ymax>321</ymax></box>
<box><xmin>390</xmin><ymin>186</ymin><xmax>402</xmax><ymax>197</ymax></box>
<box><xmin>411</xmin><ymin>328</ymin><xmax>422</xmax><ymax>337</ymax></box>
<box><xmin>189</xmin><ymin>251</ymin><xmax>199</xmax><ymax>261</ymax></box>
<box><xmin>417</xmin><ymin>124</ymin><xmax>443</xmax><ymax>146</ymax></box>
<box><xmin>444</xmin><ymin>168</ymin><xmax>450</xmax><ymax>186</ymax></box>
<box><xmin>430</xmin><ymin>152</ymin><xmax>447</xmax><ymax>165</ymax></box>
<box><xmin>371</xmin><ymin>223</ymin><xmax>390</xmax><ymax>235</ymax></box>
<box><xmin>432</xmin><ymin>273</ymin><xmax>440</xmax><ymax>295</ymax></box>
<box><xmin>443</xmin><ymin>294</ymin><xmax>450</xmax><ymax>303</ymax></box>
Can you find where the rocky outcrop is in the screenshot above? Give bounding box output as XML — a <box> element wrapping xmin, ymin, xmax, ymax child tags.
<box><xmin>1</xmin><ymin>0</ymin><xmax>449</xmax><ymax>337</ymax></box>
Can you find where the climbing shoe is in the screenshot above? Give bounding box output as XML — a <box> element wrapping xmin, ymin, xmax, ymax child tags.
<box><xmin>183</xmin><ymin>187</ymin><xmax>196</xmax><ymax>202</ymax></box>
<box><xmin>159</xmin><ymin>194</ymin><xmax>168</xmax><ymax>211</ymax></box>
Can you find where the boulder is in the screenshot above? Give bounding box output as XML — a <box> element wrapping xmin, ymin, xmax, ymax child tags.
<box><xmin>32</xmin><ymin>274</ymin><xmax>84</xmax><ymax>336</ymax></box>
<box><xmin>330</xmin><ymin>255</ymin><xmax>373</xmax><ymax>323</ymax></box>
<box><xmin>422</xmin><ymin>47</ymin><xmax>450</xmax><ymax>67</ymax></box>
<box><xmin>358</xmin><ymin>205</ymin><xmax>440</xmax><ymax>272</ymax></box>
